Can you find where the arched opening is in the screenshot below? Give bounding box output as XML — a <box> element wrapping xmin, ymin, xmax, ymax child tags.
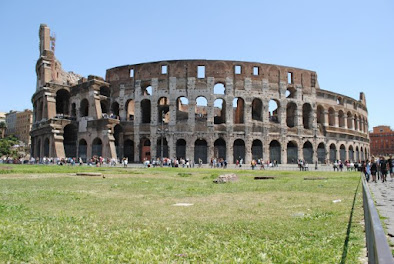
<box><xmin>286</xmin><ymin>87</ymin><xmax>296</xmax><ymax>98</ymax></box>
<box><xmin>317</xmin><ymin>143</ymin><xmax>326</xmax><ymax>164</ymax></box>
<box><xmin>195</xmin><ymin>96</ymin><xmax>207</xmax><ymax>122</ymax></box>
<box><xmin>100</xmin><ymin>86</ymin><xmax>110</xmax><ymax>97</ymax></box>
<box><xmin>194</xmin><ymin>139</ymin><xmax>208</xmax><ymax>164</ymax></box>
<box><xmin>158</xmin><ymin>97</ymin><xmax>170</xmax><ymax>124</ymax></box>
<box><xmin>233</xmin><ymin>139</ymin><xmax>245</xmax><ymax>163</ymax></box>
<box><xmin>36</xmin><ymin>139</ymin><xmax>41</xmax><ymax>158</ymax></box>
<box><xmin>92</xmin><ymin>138</ymin><xmax>102</xmax><ymax>157</ymax></box>
<box><xmin>156</xmin><ymin>137</ymin><xmax>169</xmax><ymax>159</ymax></box>
<box><xmin>141</xmin><ymin>99</ymin><xmax>151</xmax><ymax>124</ymax></box>
<box><xmin>71</xmin><ymin>103</ymin><xmax>76</xmax><ymax>117</ymax></box>
<box><xmin>176</xmin><ymin>97</ymin><xmax>189</xmax><ymax>122</ymax></box>
<box><xmin>328</xmin><ymin>108</ymin><xmax>335</xmax><ymax>126</ymax></box>
<box><xmin>347</xmin><ymin>112</ymin><xmax>353</xmax><ymax>129</ymax></box>
<box><xmin>124</xmin><ymin>139</ymin><xmax>134</xmax><ymax>162</ymax></box>
<box><xmin>252</xmin><ymin>139</ymin><xmax>263</xmax><ymax>160</ymax></box>
<box><xmin>340</xmin><ymin>145</ymin><xmax>346</xmax><ymax>161</ymax></box>
<box><xmin>287</xmin><ymin>141</ymin><xmax>298</xmax><ymax>164</ymax></box>
<box><xmin>80</xmin><ymin>99</ymin><xmax>89</xmax><ymax>117</ymax></box>
<box><xmin>361</xmin><ymin>147</ymin><xmax>365</xmax><ymax>161</ymax></box>
<box><xmin>269</xmin><ymin>140</ymin><xmax>281</xmax><ymax>163</ymax></box>
<box><xmin>100</xmin><ymin>100</ymin><xmax>109</xmax><ymax>114</ymax></box>
<box><xmin>176</xmin><ymin>139</ymin><xmax>186</xmax><ymax>159</ymax></box>
<box><xmin>338</xmin><ymin>110</ymin><xmax>345</xmax><ymax>128</ymax></box>
<box><xmin>358</xmin><ymin>116</ymin><xmax>362</xmax><ymax>131</ymax></box>
<box><xmin>233</xmin><ymin>97</ymin><xmax>244</xmax><ymax>124</ymax></box>
<box><xmin>56</xmin><ymin>89</ymin><xmax>70</xmax><ymax>116</ymax></box>
<box><xmin>329</xmin><ymin>144</ymin><xmax>337</xmax><ymax>163</ymax></box>
<box><xmin>114</xmin><ymin>124</ymin><xmax>123</xmax><ymax>159</ymax></box>
<box><xmin>252</xmin><ymin>98</ymin><xmax>263</xmax><ymax>121</ymax></box>
<box><xmin>37</xmin><ymin>101</ymin><xmax>43</xmax><ymax>121</ymax></box>
<box><xmin>268</xmin><ymin>100</ymin><xmax>279</xmax><ymax>123</ymax></box>
<box><xmin>214</xmin><ymin>83</ymin><xmax>225</xmax><ymax>95</ymax></box>
<box><xmin>317</xmin><ymin>105</ymin><xmax>325</xmax><ymax>125</ymax></box>
<box><xmin>214</xmin><ymin>99</ymin><xmax>226</xmax><ymax>124</ymax></box>
<box><xmin>78</xmin><ymin>139</ymin><xmax>87</xmax><ymax>162</ymax></box>
<box><xmin>64</xmin><ymin>124</ymin><xmax>77</xmax><ymax>158</ymax></box>
<box><xmin>355</xmin><ymin>146</ymin><xmax>359</xmax><ymax>162</ymax></box>
<box><xmin>349</xmin><ymin>146</ymin><xmax>354</xmax><ymax>162</ymax></box>
<box><xmin>44</xmin><ymin>138</ymin><xmax>50</xmax><ymax>157</ymax></box>
<box><xmin>303</xmin><ymin>141</ymin><xmax>313</xmax><ymax>164</ymax></box>
<box><xmin>140</xmin><ymin>138</ymin><xmax>151</xmax><ymax>162</ymax></box>
<box><xmin>126</xmin><ymin>99</ymin><xmax>135</xmax><ymax>121</ymax></box>
<box><xmin>354</xmin><ymin>114</ymin><xmax>358</xmax><ymax>130</ymax></box>
<box><xmin>214</xmin><ymin>138</ymin><xmax>226</xmax><ymax>160</ymax></box>
<box><xmin>302</xmin><ymin>103</ymin><xmax>313</xmax><ymax>129</ymax></box>
<box><xmin>142</xmin><ymin>85</ymin><xmax>152</xmax><ymax>96</ymax></box>
<box><xmin>286</xmin><ymin>102</ymin><xmax>297</xmax><ymax>128</ymax></box>
<box><xmin>111</xmin><ymin>102</ymin><xmax>120</xmax><ymax>118</ymax></box>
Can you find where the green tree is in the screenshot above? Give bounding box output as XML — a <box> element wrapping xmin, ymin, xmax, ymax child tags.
<box><xmin>0</xmin><ymin>136</ymin><xmax>19</xmax><ymax>157</ymax></box>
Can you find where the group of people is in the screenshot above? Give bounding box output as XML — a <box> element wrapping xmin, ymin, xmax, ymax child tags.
<box><xmin>362</xmin><ymin>156</ymin><xmax>394</xmax><ymax>183</ymax></box>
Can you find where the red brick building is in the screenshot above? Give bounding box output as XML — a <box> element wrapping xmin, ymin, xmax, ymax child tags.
<box><xmin>370</xmin><ymin>126</ymin><xmax>394</xmax><ymax>156</ymax></box>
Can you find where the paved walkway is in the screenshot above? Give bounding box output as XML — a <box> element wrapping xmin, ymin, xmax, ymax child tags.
<box><xmin>368</xmin><ymin>176</ymin><xmax>394</xmax><ymax>247</ymax></box>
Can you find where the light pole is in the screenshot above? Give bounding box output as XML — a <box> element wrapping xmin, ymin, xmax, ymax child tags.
<box><xmin>160</xmin><ymin>110</ymin><xmax>164</xmax><ymax>167</ymax></box>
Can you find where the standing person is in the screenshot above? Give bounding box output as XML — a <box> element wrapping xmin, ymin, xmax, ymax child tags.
<box><xmin>388</xmin><ymin>155</ymin><xmax>394</xmax><ymax>179</ymax></box>
<box><xmin>379</xmin><ymin>157</ymin><xmax>388</xmax><ymax>183</ymax></box>
<box><xmin>371</xmin><ymin>158</ymin><xmax>378</xmax><ymax>183</ymax></box>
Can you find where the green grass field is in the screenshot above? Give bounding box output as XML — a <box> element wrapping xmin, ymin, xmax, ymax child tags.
<box><xmin>0</xmin><ymin>165</ymin><xmax>364</xmax><ymax>263</ymax></box>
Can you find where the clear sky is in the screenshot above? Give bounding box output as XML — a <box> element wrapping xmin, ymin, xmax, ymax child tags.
<box><xmin>0</xmin><ymin>0</ymin><xmax>392</xmax><ymax>129</ymax></box>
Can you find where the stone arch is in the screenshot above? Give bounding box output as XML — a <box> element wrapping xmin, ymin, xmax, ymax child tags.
<box><xmin>141</xmin><ymin>99</ymin><xmax>151</xmax><ymax>123</ymax></box>
<box><xmin>340</xmin><ymin>144</ymin><xmax>346</xmax><ymax>161</ymax></box>
<box><xmin>64</xmin><ymin>124</ymin><xmax>77</xmax><ymax>158</ymax></box>
<box><xmin>158</xmin><ymin>97</ymin><xmax>170</xmax><ymax>124</ymax></box>
<box><xmin>349</xmin><ymin>145</ymin><xmax>354</xmax><ymax>162</ymax></box>
<box><xmin>78</xmin><ymin>139</ymin><xmax>87</xmax><ymax>162</ymax></box>
<box><xmin>214</xmin><ymin>83</ymin><xmax>225</xmax><ymax>95</ymax></box>
<box><xmin>176</xmin><ymin>97</ymin><xmax>189</xmax><ymax>122</ymax></box>
<box><xmin>140</xmin><ymin>137</ymin><xmax>151</xmax><ymax>162</ymax></box>
<box><xmin>156</xmin><ymin>137</ymin><xmax>169</xmax><ymax>159</ymax></box>
<box><xmin>355</xmin><ymin>146</ymin><xmax>360</xmax><ymax>162</ymax></box>
<box><xmin>269</xmin><ymin>140</ymin><xmax>281</xmax><ymax>163</ymax></box>
<box><xmin>80</xmin><ymin>98</ymin><xmax>89</xmax><ymax>117</ymax></box>
<box><xmin>111</xmin><ymin>101</ymin><xmax>120</xmax><ymax>117</ymax></box>
<box><xmin>126</xmin><ymin>99</ymin><xmax>135</xmax><ymax>121</ymax></box>
<box><xmin>302</xmin><ymin>103</ymin><xmax>313</xmax><ymax>129</ymax></box>
<box><xmin>338</xmin><ymin>110</ymin><xmax>345</xmax><ymax>128</ymax></box>
<box><xmin>55</xmin><ymin>89</ymin><xmax>70</xmax><ymax>115</ymax></box>
<box><xmin>195</xmin><ymin>96</ymin><xmax>208</xmax><ymax>122</ymax></box>
<box><xmin>303</xmin><ymin>141</ymin><xmax>313</xmax><ymax>164</ymax></box>
<box><xmin>214</xmin><ymin>98</ymin><xmax>226</xmax><ymax>124</ymax></box>
<box><xmin>354</xmin><ymin>114</ymin><xmax>358</xmax><ymax>130</ymax></box>
<box><xmin>328</xmin><ymin>108</ymin><xmax>335</xmax><ymax>126</ymax></box>
<box><xmin>317</xmin><ymin>142</ymin><xmax>326</xmax><ymax>164</ymax></box>
<box><xmin>194</xmin><ymin>139</ymin><xmax>208</xmax><ymax>164</ymax></box>
<box><xmin>233</xmin><ymin>97</ymin><xmax>244</xmax><ymax>124</ymax></box>
<box><xmin>100</xmin><ymin>100</ymin><xmax>109</xmax><ymax>114</ymax></box>
<box><xmin>286</xmin><ymin>102</ymin><xmax>297</xmax><ymax>128</ymax></box>
<box><xmin>252</xmin><ymin>139</ymin><xmax>263</xmax><ymax>160</ymax></box>
<box><xmin>124</xmin><ymin>139</ymin><xmax>134</xmax><ymax>162</ymax></box>
<box><xmin>214</xmin><ymin>138</ymin><xmax>226</xmax><ymax>160</ymax></box>
<box><xmin>252</xmin><ymin>98</ymin><xmax>263</xmax><ymax>121</ymax></box>
<box><xmin>92</xmin><ymin>137</ymin><xmax>103</xmax><ymax>157</ymax></box>
<box><xmin>347</xmin><ymin>111</ymin><xmax>353</xmax><ymax>129</ymax></box>
<box><xmin>142</xmin><ymin>85</ymin><xmax>152</xmax><ymax>96</ymax></box>
<box><xmin>233</xmin><ymin>139</ymin><xmax>245</xmax><ymax>163</ymax></box>
<box><xmin>287</xmin><ymin>141</ymin><xmax>298</xmax><ymax>164</ymax></box>
<box><xmin>317</xmin><ymin>105</ymin><xmax>325</xmax><ymax>125</ymax></box>
<box><xmin>286</xmin><ymin>87</ymin><xmax>296</xmax><ymax>98</ymax></box>
<box><xmin>114</xmin><ymin>124</ymin><xmax>123</xmax><ymax>159</ymax></box>
<box><xmin>100</xmin><ymin>86</ymin><xmax>110</xmax><ymax>97</ymax></box>
<box><xmin>176</xmin><ymin>139</ymin><xmax>187</xmax><ymax>159</ymax></box>
<box><xmin>44</xmin><ymin>137</ymin><xmax>50</xmax><ymax>157</ymax></box>
<box><xmin>268</xmin><ymin>99</ymin><xmax>280</xmax><ymax>123</ymax></box>
<box><xmin>329</xmin><ymin>144</ymin><xmax>337</xmax><ymax>163</ymax></box>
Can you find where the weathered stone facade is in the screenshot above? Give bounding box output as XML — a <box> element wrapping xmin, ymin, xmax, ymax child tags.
<box><xmin>31</xmin><ymin>24</ymin><xmax>370</xmax><ymax>163</ymax></box>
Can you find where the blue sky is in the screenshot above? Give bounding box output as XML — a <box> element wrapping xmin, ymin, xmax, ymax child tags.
<box><xmin>0</xmin><ymin>0</ymin><xmax>393</xmax><ymax>129</ymax></box>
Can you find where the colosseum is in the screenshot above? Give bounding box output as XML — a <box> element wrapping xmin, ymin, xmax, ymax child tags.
<box><xmin>31</xmin><ymin>24</ymin><xmax>370</xmax><ymax>164</ymax></box>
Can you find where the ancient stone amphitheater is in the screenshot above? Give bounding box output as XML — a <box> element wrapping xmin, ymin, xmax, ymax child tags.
<box><xmin>31</xmin><ymin>24</ymin><xmax>369</xmax><ymax>164</ymax></box>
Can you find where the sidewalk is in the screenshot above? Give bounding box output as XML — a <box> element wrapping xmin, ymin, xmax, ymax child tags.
<box><xmin>368</xmin><ymin>177</ymin><xmax>394</xmax><ymax>247</ymax></box>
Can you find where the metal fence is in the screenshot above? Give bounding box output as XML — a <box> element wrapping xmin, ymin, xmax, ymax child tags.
<box><xmin>362</xmin><ymin>176</ymin><xmax>394</xmax><ymax>263</ymax></box>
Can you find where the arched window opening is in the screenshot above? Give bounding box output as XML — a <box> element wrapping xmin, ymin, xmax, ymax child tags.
<box><xmin>338</xmin><ymin>110</ymin><xmax>345</xmax><ymax>128</ymax></box>
<box><xmin>349</xmin><ymin>146</ymin><xmax>354</xmax><ymax>162</ymax></box>
<box><xmin>354</xmin><ymin>115</ymin><xmax>358</xmax><ymax>130</ymax></box>
<box><xmin>214</xmin><ymin>83</ymin><xmax>225</xmax><ymax>95</ymax></box>
<box><xmin>317</xmin><ymin>143</ymin><xmax>326</xmax><ymax>164</ymax></box>
<box><xmin>92</xmin><ymin>138</ymin><xmax>102</xmax><ymax>157</ymax></box>
<box><xmin>233</xmin><ymin>139</ymin><xmax>245</xmax><ymax>164</ymax></box>
<box><xmin>140</xmin><ymin>138</ymin><xmax>151</xmax><ymax>162</ymax></box>
<box><xmin>176</xmin><ymin>97</ymin><xmax>189</xmax><ymax>122</ymax></box>
<box><xmin>252</xmin><ymin>139</ymin><xmax>263</xmax><ymax>160</ymax></box>
<box><xmin>233</xmin><ymin>97</ymin><xmax>244</xmax><ymax>124</ymax></box>
<box><xmin>100</xmin><ymin>86</ymin><xmax>110</xmax><ymax>97</ymax></box>
<box><xmin>194</xmin><ymin>139</ymin><xmax>208</xmax><ymax>164</ymax></box>
<box><xmin>141</xmin><ymin>99</ymin><xmax>151</xmax><ymax>124</ymax></box>
<box><xmin>126</xmin><ymin>100</ymin><xmax>135</xmax><ymax>121</ymax></box>
<box><xmin>80</xmin><ymin>99</ymin><xmax>89</xmax><ymax>117</ymax></box>
<box><xmin>317</xmin><ymin>105</ymin><xmax>325</xmax><ymax>125</ymax></box>
<box><xmin>111</xmin><ymin>102</ymin><xmax>120</xmax><ymax>118</ymax></box>
<box><xmin>269</xmin><ymin>140</ymin><xmax>281</xmax><ymax>164</ymax></box>
<box><xmin>302</xmin><ymin>103</ymin><xmax>313</xmax><ymax>129</ymax></box>
<box><xmin>355</xmin><ymin>146</ymin><xmax>360</xmax><ymax>162</ymax></box>
<box><xmin>156</xmin><ymin>137</ymin><xmax>169</xmax><ymax>159</ymax></box>
<box><xmin>176</xmin><ymin>139</ymin><xmax>186</xmax><ymax>160</ymax></box>
<box><xmin>328</xmin><ymin>108</ymin><xmax>335</xmax><ymax>126</ymax></box>
<box><xmin>64</xmin><ymin>124</ymin><xmax>77</xmax><ymax>158</ymax></box>
<box><xmin>158</xmin><ymin>97</ymin><xmax>170</xmax><ymax>124</ymax></box>
<box><xmin>78</xmin><ymin>139</ymin><xmax>87</xmax><ymax>162</ymax></box>
<box><xmin>286</xmin><ymin>87</ymin><xmax>296</xmax><ymax>98</ymax></box>
<box><xmin>56</xmin><ymin>89</ymin><xmax>70</xmax><ymax>116</ymax></box>
<box><xmin>195</xmin><ymin>96</ymin><xmax>208</xmax><ymax>122</ymax></box>
<box><xmin>303</xmin><ymin>141</ymin><xmax>313</xmax><ymax>164</ymax></box>
<box><xmin>329</xmin><ymin>144</ymin><xmax>337</xmax><ymax>163</ymax></box>
<box><xmin>340</xmin><ymin>145</ymin><xmax>346</xmax><ymax>162</ymax></box>
<box><xmin>101</xmin><ymin>100</ymin><xmax>109</xmax><ymax>115</ymax></box>
<box><xmin>347</xmin><ymin>112</ymin><xmax>353</xmax><ymax>129</ymax></box>
<box><xmin>214</xmin><ymin>138</ymin><xmax>226</xmax><ymax>160</ymax></box>
<box><xmin>214</xmin><ymin>99</ymin><xmax>226</xmax><ymax>124</ymax></box>
<box><xmin>268</xmin><ymin>100</ymin><xmax>279</xmax><ymax>123</ymax></box>
<box><xmin>252</xmin><ymin>98</ymin><xmax>263</xmax><ymax>121</ymax></box>
<box><xmin>287</xmin><ymin>141</ymin><xmax>298</xmax><ymax>164</ymax></box>
<box><xmin>286</xmin><ymin>102</ymin><xmax>297</xmax><ymax>128</ymax></box>
<box><xmin>142</xmin><ymin>85</ymin><xmax>153</xmax><ymax>96</ymax></box>
<box><xmin>124</xmin><ymin>139</ymin><xmax>134</xmax><ymax>162</ymax></box>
